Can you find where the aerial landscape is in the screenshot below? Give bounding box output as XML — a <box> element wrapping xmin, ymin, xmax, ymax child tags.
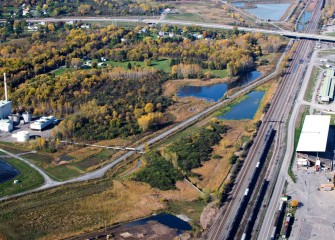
<box><xmin>1</xmin><ymin>0</ymin><xmax>335</xmax><ymax>239</ymax></box>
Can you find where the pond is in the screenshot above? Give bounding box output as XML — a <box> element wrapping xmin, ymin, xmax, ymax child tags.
<box><xmin>217</xmin><ymin>91</ymin><xmax>265</xmax><ymax>120</ymax></box>
<box><xmin>297</xmin><ymin>11</ymin><xmax>312</xmax><ymax>31</ymax></box>
<box><xmin>177</xmin><ymin>71</ymin><xmax>261</xmax><ymax>102</ymax></box>
<box><xmin>244</xmin><ymin>3</ymin><xmax>291</xmax><ymax>21</ymax></box>
<box><xmin>232</xmin><ymin>2</ymin><xmax>244</xmax><ymax>7</ymax></box>
<box><xmin>124</xmin><ymin>213</ymin><xmax>192</xmax><ymax>234</ymax></box>
<box><xmin>0</xmin><ymin>160</ymin><xmax>19</xmax><ymax>184</ymax></box>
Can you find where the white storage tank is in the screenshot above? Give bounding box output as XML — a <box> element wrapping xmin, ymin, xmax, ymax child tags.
<box><xmin>0</xmin><ymin>119</ymin><xmax>13</xmax><ymax>132</ymax></box>
<box><xmin>22</xmin><ymin>112</ymin><xmax>32</xmax><ymax>123</ymax></box>
<box><xmin>12</xmin><ymin>114</ymin><xmax>20</xmax><ymax>123</ymax></box>
<box><xmin>12</xmin><ymin>131</ymin><xmax>30</xmax><ymax>142</ymax></box>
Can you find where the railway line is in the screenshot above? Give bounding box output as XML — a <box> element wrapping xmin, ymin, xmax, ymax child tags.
<box><xmin>204</xmin><ymin>0</ymin><xmax>323</xmax><ymax>239</ymax></box>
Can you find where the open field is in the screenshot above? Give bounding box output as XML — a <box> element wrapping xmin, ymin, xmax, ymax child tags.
<box><xmin>54</xmin><ymin>58</ymin><xmax>227</xmax><ymax>77</ymax></box>
<box><xmin>0</xmin><ymin>158</ymin><xmax>44</xmax><ymax>198</ymax></box>
<box><xmin>166</xmin><ymin>12</ymin><xmax>204</xmax><ymax>22</ymax></box>
<box><xmin>0</xmin><ymin>178</ymin><xmax>199</xmax><ymax>240</ymax></box>
<box><xmin>107</xmin><ymin>59</ymin><xmax>171</xmax><ymax>73</ymax></box>
<box><xmin>166</xmin><ymin>199</ymin><xmax>206</xmax><ymax>226</ymax></box>
<box><xmin>166</xmin><ymin>1</ymin><xmax>239</xmax><ymax>25</ymax></box>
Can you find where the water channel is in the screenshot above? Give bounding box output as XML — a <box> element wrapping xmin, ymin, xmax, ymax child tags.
<box><xmin>0</xmin><ymin>160</ymin><xmax>19</xmax><ymax>184</ymax></box>
<box><xmin>177</xmin><ymin>71</ymin><xmax>261</xmax><ymax>102</ymax></box>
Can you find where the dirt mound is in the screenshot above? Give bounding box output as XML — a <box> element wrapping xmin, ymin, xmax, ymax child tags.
<box><xmin>200</xmin><ymin>202</ymin><xmax>219</xmax><ymax>229</ymax></box>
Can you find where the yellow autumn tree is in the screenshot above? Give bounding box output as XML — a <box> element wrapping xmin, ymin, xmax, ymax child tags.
<box><xmin>137</xmin><ymin>112</ymin><xmax>163</xmax><ymax>131</ymax></box>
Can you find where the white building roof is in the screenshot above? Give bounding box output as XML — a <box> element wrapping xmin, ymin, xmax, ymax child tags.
<box><xmin>0</xmin><ymin>100</ymin><xmax>11</xmax><ymax>106</ymax></box>
<box><xmin>297</xmin><ymin>115</ymin><xmax>331</xmax><ymax>152</ymax></box>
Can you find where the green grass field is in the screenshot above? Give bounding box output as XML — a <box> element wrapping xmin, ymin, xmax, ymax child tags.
<box><xmin>53</xmin><ymin>67</ymin><xmax>67</xmax><ymax>76</ymax></box>
<box><xmin>303</xmin><ymin>67</ymin><xmax>319</xmax><ymax>101</ymax></box>
<box><xmin>166</xmin><ymin>13</ymin><xmax>203</xmax><ymax>22</ymax></box>
<box><xmin>0</xmin><ymin>158</ymin><xmax>44</xmax><ymax>198</ymax></box>
<box><xmin>45</xmin><ymin>164</ymin><xmax>84</xmax><ymax>181</ymax></box>
<box><xmin>166</xmin><ymin>199</ymin><xmax>206</xmax><ymax>226</ymax></box>
<box><xmin>107</xmin><ymin>58</ymin><xmax>171</xmax><ymax>73</ymax></box>
<box><xmin>326</xmin><ymin>32</ymin><xmax>335</xmax><ymax>37</ymax></box>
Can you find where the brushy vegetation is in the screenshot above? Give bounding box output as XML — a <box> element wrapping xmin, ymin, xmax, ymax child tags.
<box><xmin>0</xmin><ymin>0</ymin><xmax>168</xmax><ymax>17</ymax></box>
<box><xmin>135</xmin><ymin>122</ymin><xmax>228</xmax><ymax>189</ymax></box>
<box><xmin>135</xmin><ymin>151</ymin><xmax>183</xmax><ymax>190</ymax></box>
<box><xmin>169</xmin><ymin>122</ymin><xmax>229</xmax><ymax>172</ymax></box>
<box><xmin>0</xmin><ymin>22</ymin><xmax>284</xmax><ymax>141</ymax></box>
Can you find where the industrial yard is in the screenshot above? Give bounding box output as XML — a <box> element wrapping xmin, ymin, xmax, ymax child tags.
<box><xmin>287</xmin><ymin>168</ymin><xmax>335</xmax><ymax>240</ymax></box>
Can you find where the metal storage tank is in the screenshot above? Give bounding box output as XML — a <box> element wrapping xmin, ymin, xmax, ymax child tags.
<box><xmin>12</xmin><ymin>114</ymin><xmax>20</xmax><ymax>123</ymax></box>
<box><xmin>22</xmin><ymin>112</ymin><xmax>32</xmax><ymax>123</ymax></box>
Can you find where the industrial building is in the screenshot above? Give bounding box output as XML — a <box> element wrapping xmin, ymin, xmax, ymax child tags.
<box><xmin>0</xmin><ymin>119</ymin><xmax>13</xmax><ymax>132</ymax></box>
<box><xmin>296</xmin><ymin>115</ymin><xmax>332</xmax><ymax>169</ymax></box>
<box><xmin>30</xmin><ymin>116</ymin><xmax>58</xmax><ymax>131</ymax></box>
<box><xmin>0</xmin><ymin>73</ymin><xmax>13</xmax><ymax>132</ymax></box>
<box><xmin>319</xmin><ymin>69</ymin><xmax>335</xmax><ymax>102</ymax></box>
<box><xmin>0</xmin><ymin>100</ymin><xmax>12</xmax><ymax>120</ymax></box>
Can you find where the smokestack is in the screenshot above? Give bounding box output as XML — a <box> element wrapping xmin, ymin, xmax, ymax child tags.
<box><xmin>3</xmin><ymin>73</ymin><xmax>8</xmax><ymax>102</ymax></box>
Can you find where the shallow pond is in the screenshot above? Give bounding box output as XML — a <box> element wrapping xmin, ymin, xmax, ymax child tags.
<box><xmin>297</xmin><ymin>11</ymin><xmax>312</xmax><ymax>31</ymax></box>
<box><xmin>124</xmin><ymin>213</ymin><xmax>192</xmax><ymax>234</ymax></box>
<box><xmin>244</xmin><ymin>3</ymin><xmax>291</xmax><ymax>21</ymax></box>
<box><xmin>232</xmin><ymin>2</ymin><xmax>244</xmax><ymax>7</ymax></box>
<box><xmin>217</xmin><ymin>91</ymin><xmax>265</xmax><ymax>120</ymax></box>
<box><xmin>0</xmin><ymin>160</ymin><xmax>19</xmax><ymax>184</ymax></box>
<box><xmin>177</xmin><ymin>71</ymin><xmax>261</xmax><ymax>102</ymax></box>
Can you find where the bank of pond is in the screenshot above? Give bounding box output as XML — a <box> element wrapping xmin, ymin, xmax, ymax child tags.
<box><xmin>0</xmin><ymin>160</ymin><xmax>19</xmax><ymax>184</ymax></box>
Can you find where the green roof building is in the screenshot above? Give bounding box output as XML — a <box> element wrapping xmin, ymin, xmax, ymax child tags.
<box><xmin>319</xmin><ymin>70</ymin><xmax>335</xmax><ymax>102</ymax></box>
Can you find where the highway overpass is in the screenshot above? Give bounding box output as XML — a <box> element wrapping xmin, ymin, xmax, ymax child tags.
<box><xmin>5</xmin><ymin>17</ymin><xmax>335</xmax><ymax>42</ymax></box>
<box><xmin>150</xmin><ymin>20</ymin><xmax>335</xmax><ymax>42</ymax></box>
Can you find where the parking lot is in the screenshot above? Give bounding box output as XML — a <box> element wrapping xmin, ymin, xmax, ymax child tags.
<box><xmin>287</xmin><ymin>167</ymin><xmax>335</xmax><ymax>240</ymax></box>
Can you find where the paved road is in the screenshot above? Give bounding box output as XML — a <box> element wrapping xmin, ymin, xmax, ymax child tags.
<box><xmin>20</xmin><ymin>17</ymin><xmax>335</xmax><ymax>42</ymax></box>
<box><xmin>0</xmin><ymin>148</ymin><xmax>58</xmax><ymax>188</ymax></box>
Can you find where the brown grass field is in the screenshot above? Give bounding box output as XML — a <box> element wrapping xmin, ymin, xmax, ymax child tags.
<box><xmin>0</xmin><ymin>177</ymin><xmax>199</xmax><ymax>240</ymax></box>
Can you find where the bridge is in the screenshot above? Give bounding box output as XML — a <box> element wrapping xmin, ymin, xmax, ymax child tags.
<box><xmin>2</xmin><ymin>17</ymin><xmax>335</xmax><ymax>42</ymax></box>
<box><xmin>147</xmin><ymin>20</ymin><xmax>335</xmax><ymax>42</ymax></box>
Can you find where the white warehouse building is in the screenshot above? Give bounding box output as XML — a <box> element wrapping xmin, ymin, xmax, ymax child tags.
<box><xmin>30</xmin><ymin>116</ymin><xmax>58</xmax><ymax>131</ymax></box>
<box><xmin>0</xmin><ymin>100</ymin><xmax>12</xmax><ymax>120</ymax></box>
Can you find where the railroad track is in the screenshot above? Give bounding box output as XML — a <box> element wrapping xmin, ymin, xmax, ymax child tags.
<box><xmin>204</xmin><ymin>0</ymin><xmax>323</xmax><ymax>238</ymax></box>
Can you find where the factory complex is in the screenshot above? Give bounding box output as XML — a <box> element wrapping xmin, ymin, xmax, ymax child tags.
<box><xmin>0</xmin><ymin>73</ymin><xmax>58</xmax><ymax>142</ymax></box>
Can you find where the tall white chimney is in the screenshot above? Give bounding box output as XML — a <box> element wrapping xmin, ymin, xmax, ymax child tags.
<box><xmin>3</xmin><ymin>73</ymin><xmax>8</xmax><ymax>101</ymax></box>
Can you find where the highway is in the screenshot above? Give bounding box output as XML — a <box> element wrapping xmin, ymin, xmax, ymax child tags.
<box><xmin>19</xmin><ymin>17</ymin><xmax>335</xmax><ymax>42</ymax></box>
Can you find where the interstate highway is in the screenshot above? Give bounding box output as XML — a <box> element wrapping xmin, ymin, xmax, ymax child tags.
<box><xmin>13</xmin><ymin>17</ymin><xmax>335</xmax><ymax>42</ymax></box>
